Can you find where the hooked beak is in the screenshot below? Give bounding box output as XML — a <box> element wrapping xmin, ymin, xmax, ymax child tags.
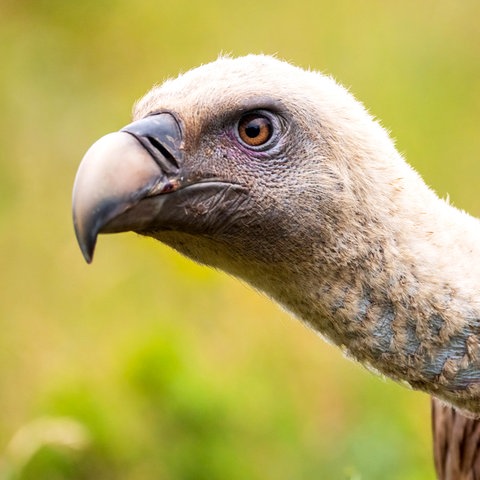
<box><xmin>72</xmin><ymin>112</ymin><xmax>183</xmax><ymax>263</ymax></box>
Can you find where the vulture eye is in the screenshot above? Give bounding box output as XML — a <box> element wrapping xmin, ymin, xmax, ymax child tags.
<box><xmin>237</xmin><ymin>113</ymin><xmax>274</xmax><ymax>148</ymax></box>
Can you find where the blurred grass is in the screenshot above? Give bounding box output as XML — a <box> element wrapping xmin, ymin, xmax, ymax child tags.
<box><xmin>1</xmin><ymin>0</ymin><xmax>479</xmax><ymax>478</ymax></box>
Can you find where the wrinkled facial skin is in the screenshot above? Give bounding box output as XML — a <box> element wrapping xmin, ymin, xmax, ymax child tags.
<box><xmin>137</xmin><ymin>98</ymin><xmax>329</xmax><ymax>272</ymax></box>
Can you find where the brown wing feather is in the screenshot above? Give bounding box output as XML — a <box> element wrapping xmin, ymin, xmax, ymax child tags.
<box><xmin>432</xmin><ymin>397</ymin><xmax>480</xmax><ymax>480</ymax></box>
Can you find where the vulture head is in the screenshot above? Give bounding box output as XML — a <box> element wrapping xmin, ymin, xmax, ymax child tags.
<box><xmin>73</xmin><ymin>55</ymin><xmax>480</xmax><ymax>418</ymax></box>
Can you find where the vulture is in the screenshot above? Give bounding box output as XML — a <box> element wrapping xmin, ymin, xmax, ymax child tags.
<box><xmin>72</xmin><ymin>55</ymin><xmax>480</xmax><ymax>479</ymax></box>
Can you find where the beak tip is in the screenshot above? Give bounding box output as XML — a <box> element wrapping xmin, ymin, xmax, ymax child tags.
<box><xmin>73</xmin><ymin>217</ymin><xmax>96</xmax><ymax>264</ymax></box>
<box><xmin>82</xmin><ymin>247</ymin><xmax>94</xmax><ymax>264</ymax></box>
<box><xmin>78</xmin><ymin>236</ymin><xmax>95</xmax><ymax>264</ymax></box>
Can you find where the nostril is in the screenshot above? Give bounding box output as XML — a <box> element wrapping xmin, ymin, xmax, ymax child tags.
<box><xmin>146</xmin><ymin>136</ymin><xmax>180</xmax><ymax>170</ymax></box>
<box><xmin>120</xmin><ymin>112</ymin><xmax>183</xmax><ymax>175</ymax></box>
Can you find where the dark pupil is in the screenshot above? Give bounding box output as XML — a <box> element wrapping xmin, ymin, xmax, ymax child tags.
<box><xmin>245</xmin><ymin>120</ymin><xmax>262</xmax><ymax>138</ymax></box>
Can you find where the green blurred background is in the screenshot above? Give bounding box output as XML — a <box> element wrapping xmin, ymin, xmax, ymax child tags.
<box><xmin>1</xmin><ymin>0</ymin><xmax>479</xmax><ymax>478</ymax></box>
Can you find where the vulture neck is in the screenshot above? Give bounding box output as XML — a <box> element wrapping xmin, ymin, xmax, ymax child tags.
<box><xmin>263</xmin><ymin>167</ymin><xmax>480</xmax><ymax>416</ymax></box>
